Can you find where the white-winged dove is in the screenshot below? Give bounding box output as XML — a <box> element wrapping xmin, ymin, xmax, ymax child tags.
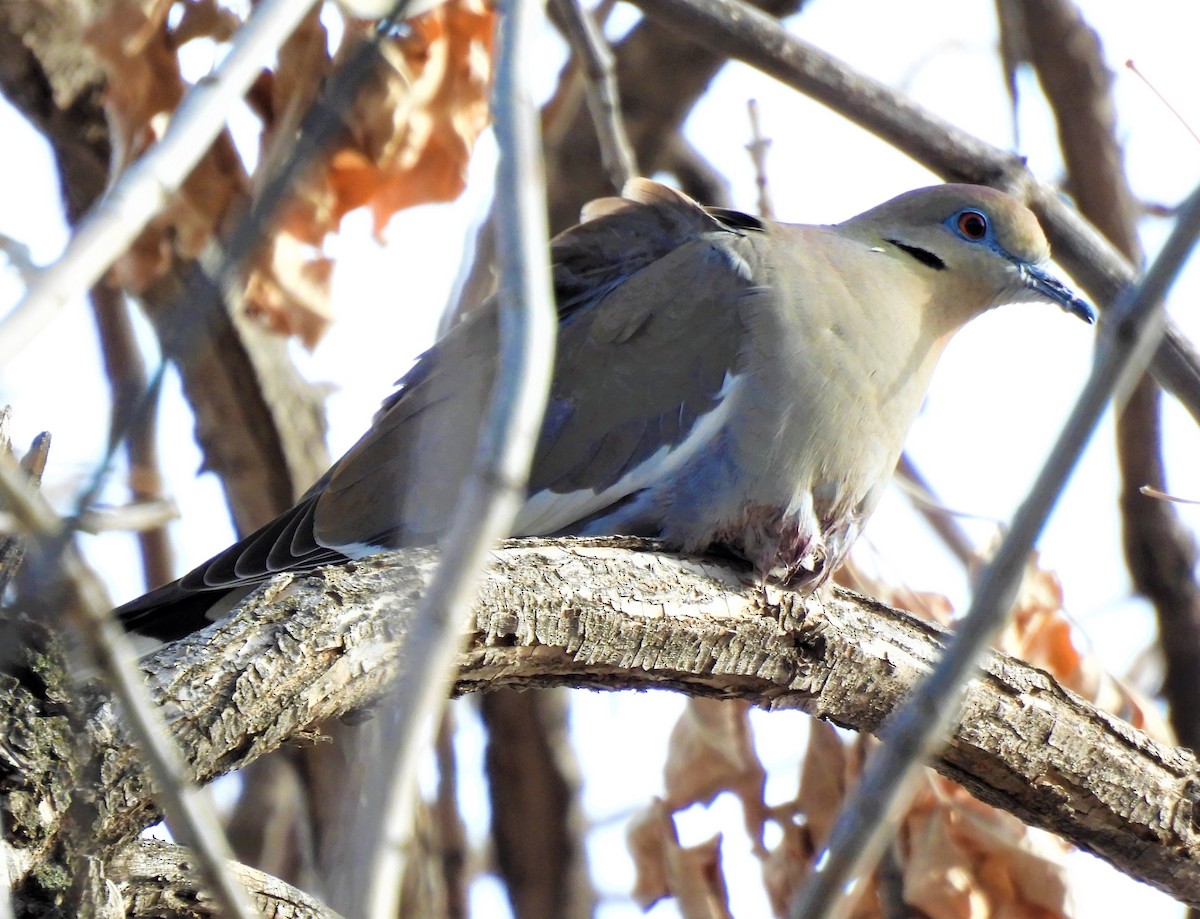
<box><xmin>116</xmin><ymin>179</ymin><xmax>1093</xmax><ymax>640</ymax></box>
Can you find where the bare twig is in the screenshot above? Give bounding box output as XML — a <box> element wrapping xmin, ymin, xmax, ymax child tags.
<box><xmin>352</xmin><ymin>0</ymin><xmax>558</xmax><ymax>913</ymax></box>
<box><xmin>89</xmin><ymin>285</ymin><xmax>173</xmax><ymax>590</ymax></box>
<box><xmin>482</xmin><ymin>690</ymin><xmax>595</xmax><ymax>919</ymax></box>
<box><xmin>789</xmin><ymin>181</ymin><xmax>1200</xmax><ymax>919</ymax></box>
<box><xmin>544</xmin><ymin>0</ymin><xmax>805</xmax><ymax>233</ymax></box>
<box><xmin>0</xmin><ymin>232</ymin><xmax>38</xmax><ymax>283</ymax></box>
<box><xmin>0</xmin><ymin>418</ymin><xmax>50</xmax><ymax>599</ymax></box>
<box><xmin>551</xmin><ymin>0</ymin><xmax>638</xmax><ymax>190</ymax></box>
<box><xmin>0</xmin><ymin>456</ymin><xmax>258</xmax><ymax>919</ymax></box>
<box><xmin>0</xmin><ymin>499</ymin><xmax>178</xmax><ymax>538</ymax></box>
<box><xmin>434</xmin><ymin>712</ymin><xmax>469</xmax><ymax>919</ymax></box>
<box><xmin>0</xmin><ymin>0</ymin><xmax>322</xmax><ymax>367</ymax></box>
<box><xmin>745</xmin><ymin>98</ymin><xmax>773</xmax><ymax>220</ymax></box>
<box><xmin>895</xmin><ymin>453</ymin><xmax>977</xmax><ymax>568</ymax></box>
<box><xmin>1125</xmin><ymin>59</ymin><xmax>1200</xmax><ymax>147</ymax></box>
<box><xmin>1141</xmin><ymin>484</ymin><xmax>1200</xmax><ymax>505</ymax></box>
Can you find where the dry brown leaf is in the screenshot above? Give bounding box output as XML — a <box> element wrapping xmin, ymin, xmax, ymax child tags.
<box><xmin>1003</xmin><ymin>562</ymin><xmax>1174</xmax><ymax>744</ymax></box>
<box><xmin>172</xmin><ymin>0</ymin><xmax>242</xmax><ymax>46</ymax></box>
<box><xmin>902</xmin><ymin>776</ymin><xmax>1072</xmax><ymax>919</ymax></box>
<box><xmin>759</xmin><ymin>809</ymin><xmax>812</xmax><ymax>918</ymax></box>
<box><xmin>242</xmin><ymin>0</ymin><xmax>493</xmax><ymax>344</ymax></box>
<box><xmin>795</xmin><ymin>718</ymin><xmax>847</xmax><ymax>850</ymax></box>
<box><xmin>639</xmin><ymin>561</ymin><xmax>1097</xmax><ymax>917</ymax></box>
<box><xmin>627</xmin><ymin>799</ymin><xmax>734</xmax><ymax>919</ymax></box>
<box><xmin>669</xmin><ymin>832</ymin><xmax>734</xmax><ymax>919</ymax></box>
<box><xmin>851</xmin><ymin>553</ymin><xmax>1174</xmax><ymax>745</ymax></box>
<box><xmin>663</xmin><ymin>699</ymin><xmax>769</xmax><ymax>849</ymax></box>
<box><xmin>758</xmin><ymin>723</ymin><xmax>1074</xmax><ymax>918</ymax></box>
<box><xmin>627</xmin><ymin>800</ymin><xmax>673</xmax><ymax>909</ymax></box>
<box><xmin>280</xmin><ymin>0</ymin><xmax>495</xmax><ymax>245</ymax></box>
<box><xmin>86</xmin><ymin>0</ymin><xmax>247</xmax><ymax>293</ymax></box>
<box><xmin>338</xmin><ymin>0</ymin><xmax>495</xmax><ymax>236</ymax></box>
<box><xmin>243</xmin><ymin>236</ymin><xmax>334</xmax><ymax>349</ymax></box>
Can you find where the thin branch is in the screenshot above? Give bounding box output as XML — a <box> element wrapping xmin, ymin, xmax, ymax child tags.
<box><xmin>551</xmin><ymin>0</ymin><xmax>638</xmax><ymax>190</ymax></box>
<box><xmin>1125</xmin><ymin>59</ymin><xmax>1200</xmax><ymax>147</ymax></box>
<box><xmin>0</xmin><ymin>499</ymin><xmax>178</xmax><ymax>538</ymax></box>
<box><xmin>1016</xmin><ymin>0</ymin><xmax>1200</xmax><ymax>758</ymax></box>
<box><xmin>352</xmin><ymin>0</ymin><xmax>558</xmax><ymax>914</ymax></box>
<box><xmin>434</xmin><ymin>712</ymin><xmax>469</xmax><ymax>919</ymax></box>
<box><xmin>0</xmin><ymin>233</ymin><xmax>38</xmax><ymax>284</ymax></box>
<box><xmin>543</xmin><ymin>0</ymin><xmax>804</xmax><ymax>233</ymax></box>
<box><xmin>660</xmin><ymin>133</ymin><xmax>732</xmax><ymax>207</ymax></box>
<box><xmin>481</xmin><ymin>690</ymin><xmax>595</xmax><ymax>919</ymax></box>
<box><xmin>0</xmin><ymin>414</ymin><xmax>50</xmax><ymax>599</ymax></box>
<box><xmin>0</xmin><ymin>456</ymin><xmax>258</xmax><ymax>919</ymax></box>
<box><xmin>8</xmin><ymin>541</ymin><xmax>1200</xmax><ymax>906</ymax></box>
<box><xmin>895</xmin><ymin>453</ymin><xmax>977</xmax><ymax>568</ymax></box>
<box><xmin>0</xmin><ymin>0</ymin><xmax>321</xmax><ymax>367</ymax></box>
<box><xmin>88</xmin><ymin>285</ymin><xmax>174</xmax><ymax>590</ymax></box>
<box><xmin>789</xmin><ymin>182</ymin><xmax>1200</xmax><ymax>919</ymax></box>
<box><xmin>745</xmin><ymin>98</ymin><xmax>773</xmax><ymax>220</ymax></box>
<box><xmin>631</xmin><ymin>0</ymin><xmax>1200</xmax><ymax>428</ymax></box>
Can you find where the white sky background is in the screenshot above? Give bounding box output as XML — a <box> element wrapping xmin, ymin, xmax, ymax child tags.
<box><xmin>2</xmin><ymin>0</ymin><xmax>1200</xmax><ymax>916</ymax></box>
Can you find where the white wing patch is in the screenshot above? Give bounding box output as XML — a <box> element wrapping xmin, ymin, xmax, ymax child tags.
<box><xmin>514</xmin><ymin>373</ymin><xmax>742</xmax><ymax>536</ymax></box>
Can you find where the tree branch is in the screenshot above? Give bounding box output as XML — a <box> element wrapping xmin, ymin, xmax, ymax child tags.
<box><xmin>1017</xmin><ymin>0</ymin><xmax>1200</xmax><ymax>759</ymax></box>
<box><xmin>5</xmin><ymin>540</ymin><xmax>1200</xmax><ymax>908</ymax></box>
<box><xmin>111</xmin><ymin>839</ymin><xmax>343</xmax><ymax>919</ymax></box>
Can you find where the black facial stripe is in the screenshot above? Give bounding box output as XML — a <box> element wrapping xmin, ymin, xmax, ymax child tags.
<box><xmin>885</xmin><ymin>239</ymin><xmax>947</xmax><ymax>271</ymax></box>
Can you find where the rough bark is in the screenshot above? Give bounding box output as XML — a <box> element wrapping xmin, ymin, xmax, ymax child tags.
<box><xmin>111</xmin><ymin>839</ymin><xmax>342</xmax><ymax>919</ymax></box>
<box><xmin>4</xmin><ymin>540</ymin><xmax>1199</xmax><ymax>910</ymax></box>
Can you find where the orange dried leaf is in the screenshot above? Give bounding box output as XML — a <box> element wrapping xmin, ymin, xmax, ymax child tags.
<box><xmin>337</xmin><ymin>0</ymin><xmax>495</xmax><ymax>236</ymax></box>
<box><xmin>86</xmin><ymin>0</ymin><xmax>247</xmax><ymax>293</ymax></box>
<box><xmin>663</xmin><ymin>699</ymin><xmax>769</xmax><ymax>848</ymax></box>
<box><xmin>86</xmin><ymin>0</ymin><xmax>184</xmax><ymax>175</ymax></box>
<box><xmin>172</xmin><ymin>0</ymin><xmax>242</xmax><ymax>46</ymax></box>
<box><xmin>244</xmin><ymin>235</ymin><xmax>334</xmax><ymax>348</ymax></box>
<box><xmin>626</xmin><ymin>800</ymin><xmax>733</xmax><ymax>919</ymax></box>
<box><xmin>670</xmin><ymin>833</ymin><xmax>734</xmax><ymax>919</ymax></box>
<box><xmin>627</xmin><ymin>800</ymin><xmax>673</xmax><ymax>909</ymax></box>
<box><xmin>760</xmin><ymin>812</ymin><xmax>813</xmax><ymax>918</ymax></box>
<box><xmin>1003</xmin><ymin>562</ymin><xmax>1174</xmax><ymax>744</ymax></box>
<box><xmin>901</xmin><ymin>777</ymin><xmax>1073</xmax><ymax>919</ymax></box>
<box><xmin>795</xmin><ymin>719</ymin><xmax>847</xmax><ymax>849</ymax></box>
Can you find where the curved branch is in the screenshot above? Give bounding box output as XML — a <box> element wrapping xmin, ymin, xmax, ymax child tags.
<box><xmin>111</xmin><ymin>839</ymin><xmax>343</xmax><ymax>919</ymax></box>
<box><xmin>5</xmin><ymin>540</ymin><xmax>1199</xmax><ymax>908</ymax></box>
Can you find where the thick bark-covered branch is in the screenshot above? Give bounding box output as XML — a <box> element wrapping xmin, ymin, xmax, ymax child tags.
<box><xmin>5</xmin><ymin>540</ymin><xmax>1199</xmax><ymax>908</ymax></box>
<box><xmin>111</xmin><ymin>839</ymin><xmax>342</xmax><ymax>919</ymax></box>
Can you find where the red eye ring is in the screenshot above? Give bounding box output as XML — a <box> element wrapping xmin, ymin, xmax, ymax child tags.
<box><xmin>957</xmin><ymin>210</ymin><xmax>988</xmax><ymax>240</ymax></box>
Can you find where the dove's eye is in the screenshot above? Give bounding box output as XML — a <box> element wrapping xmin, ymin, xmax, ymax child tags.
<box><xmin>955</xmin><ymin>210</ymin><xmax>989</xmax><ymax>241</ymax></box>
